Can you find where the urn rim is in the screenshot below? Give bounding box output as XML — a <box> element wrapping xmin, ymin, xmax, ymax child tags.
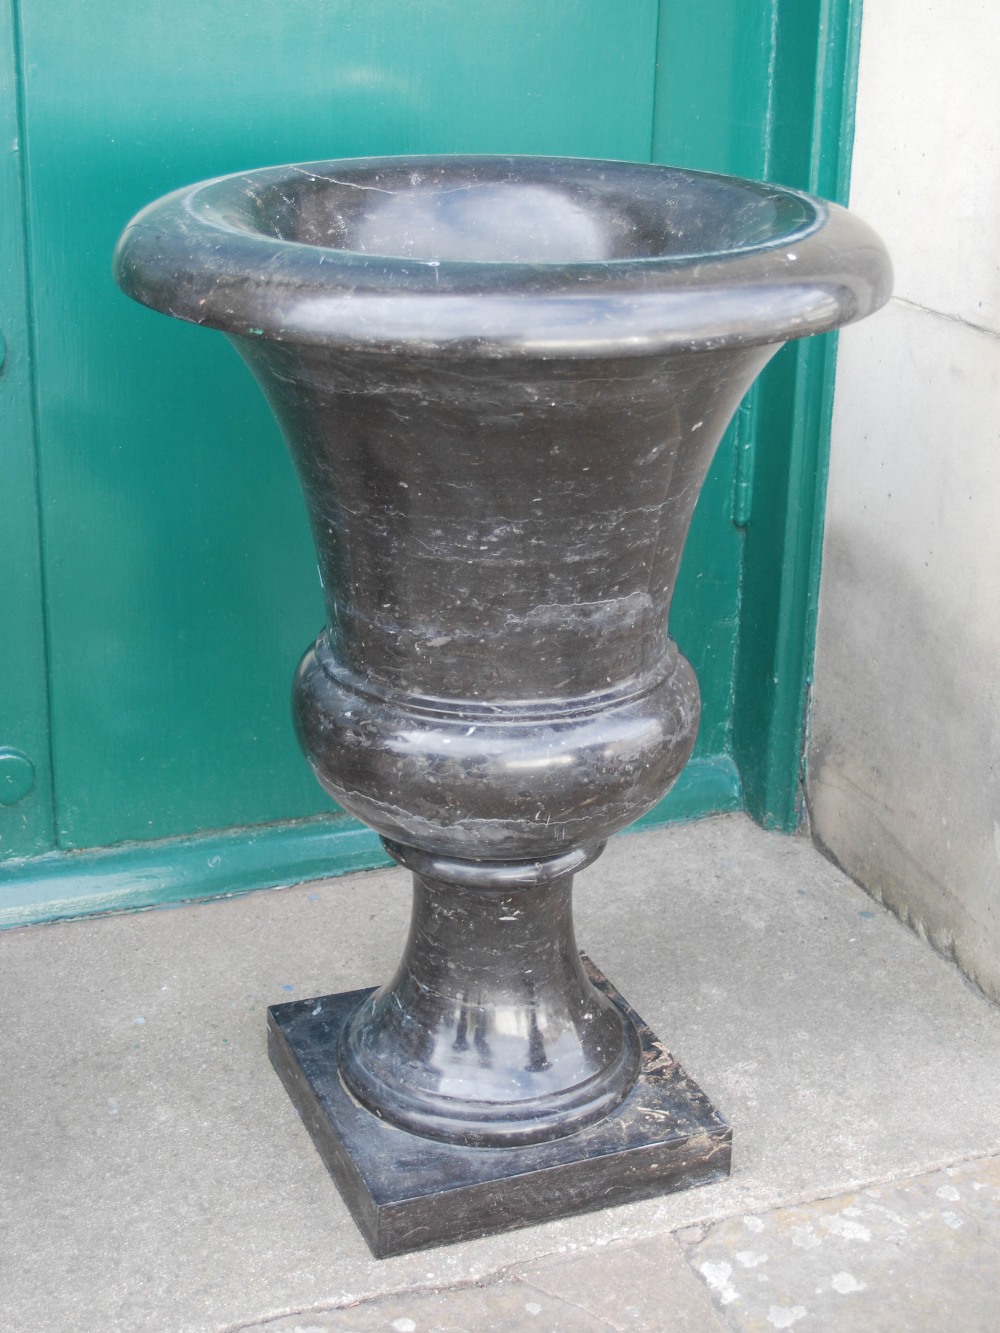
<box><xmin>114</xmin><ymin>153</ymin><xmax>892</xmax><ymax>357</ymax></box>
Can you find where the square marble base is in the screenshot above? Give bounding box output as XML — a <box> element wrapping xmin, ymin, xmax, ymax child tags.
<box><xmin>267</xmin><ymin>960</ymin><xmax>731</xmax><ymax>1258</ymax></box>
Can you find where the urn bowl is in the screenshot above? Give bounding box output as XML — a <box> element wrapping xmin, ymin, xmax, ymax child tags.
<box><xmin>115</xmin><ymin>156</ymin><xmax>891</xmax><ymax>861</ymax></box>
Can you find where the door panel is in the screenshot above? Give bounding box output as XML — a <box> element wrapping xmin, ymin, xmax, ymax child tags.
<box><xmin>17</xmin><ymin>0</ymin><xmax>660</xmax><ymax>848</ymax></box>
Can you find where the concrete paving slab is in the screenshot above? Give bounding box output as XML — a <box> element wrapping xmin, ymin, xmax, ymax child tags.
<box><xmin>515</xmin><ymin>1234</ymin><xmax>729</xmax><ymax>1332</ymax></box>
<box><xmin>680</xmin><ymin>1154</ymin><xmax>1000</xmax><ymax>1332</ymax></box>
<box><xmin>3</xmin><ymin>815</ymin><xmax>1000</xmax><ymax>1333</ymax></box>
<box><xmin>239</xmin><ymin>1157</ymin><xmax>1000</xmax><ymax>1333</ymax></box>
<box><xmin>233</xmin><ymin>1279</ymin><xmax>612</xmax><ymax>1332</ymax></box>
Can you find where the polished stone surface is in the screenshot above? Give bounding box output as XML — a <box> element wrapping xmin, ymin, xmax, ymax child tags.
<box><xmin>115</xmin><ymin>155</ymin><xmax>891</xmax><ymax>356</ymax></box>
<box><xmin>269</xmin><ymin>960</ymin><xmax>730</xmax><ymax>1256</ymax></box>
<box><xmin>114</xmin><ymin>156</ymin><xmax>892</xmax><ymax>862</ymax></box>
<box><xmin>114</xmin><ymin>159</ymin><xmax>891</xmax><ymax>1219</ymax></box>
<box><xmin>4</xmin><ymin>818</ymin><xmax>1000</xmax><ymax>1332</ymax></box>
<box><xmin>336</xmin><ymin>844</ymin><xmax>644</xmax><ymax>1149</ymax></box>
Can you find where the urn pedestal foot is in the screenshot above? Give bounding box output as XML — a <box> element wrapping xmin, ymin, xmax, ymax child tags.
<box><xmin>267</xmin><ymin>957</ymin><xmax>731</xmax><ymax>1258</ymax></box>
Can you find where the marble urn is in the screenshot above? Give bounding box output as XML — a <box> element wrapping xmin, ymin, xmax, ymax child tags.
<box><xmin>115</xmin><ymin>155</ymin><xmax>891</xmax><ymax>1255</ymax></box>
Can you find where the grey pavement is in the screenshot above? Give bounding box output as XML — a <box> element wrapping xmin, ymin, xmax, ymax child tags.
<box><xmin>235</xmin><ymin>1156</ymin><xmax>1000</xmax><ymax>1331</ymax></box>
<box><xmin>3</xmin><ymin>815</ymin><xmax>999</xmax><ymax>1332</ymax></box>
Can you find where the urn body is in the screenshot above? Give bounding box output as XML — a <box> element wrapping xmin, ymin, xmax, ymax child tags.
<box><xmin>234</xmin><ymin>336</ymin><xmax>774</xmax><ymax>859</ymax></box>
<box><xmin>114</xmin><ymin>155</ymin><xmax>890</xmax><ymax>1171</ymax></box>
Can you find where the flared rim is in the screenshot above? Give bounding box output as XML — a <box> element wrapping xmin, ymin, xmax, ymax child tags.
<box><xmin>114</xmin><ymin>154</ymin><xmax>892</xmax><ymax>357</ymax></box>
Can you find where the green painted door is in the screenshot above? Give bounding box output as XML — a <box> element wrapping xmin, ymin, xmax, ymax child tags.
<box><xmin>0</xmin><ymin>0</ymin><xmax>862</xmax><ymax>922</ymax></box>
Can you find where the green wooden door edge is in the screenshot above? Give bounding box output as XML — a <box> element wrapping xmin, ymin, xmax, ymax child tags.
<box><xmin>0</xmin><ymin>0</ymin><xmax>57</xmax><ymax>860</ymax></box>
<box><xmin>732</xmin><ymin>0</ymin><xmax>865</xmax><ymax>830</ymax></box>
<box><xmin>652</xmin><ymin>0</ymin><xmax>866</xmax><ymax>832</ymax></box>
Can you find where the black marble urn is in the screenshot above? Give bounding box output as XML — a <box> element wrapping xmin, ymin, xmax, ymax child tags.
<box><xmin>115</xmin><ymin>155</ymin><xmax>890</xmax><ymax>1255</ymax></box>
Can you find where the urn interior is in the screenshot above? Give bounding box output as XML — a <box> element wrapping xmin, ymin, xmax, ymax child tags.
<box><xmin>216</xmin><ymin>158</ymin><xmax>820</xmax><ymax>264</ymax></box>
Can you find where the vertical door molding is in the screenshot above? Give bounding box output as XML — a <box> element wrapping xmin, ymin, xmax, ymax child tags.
<box><xmin>733</xmin><ymin>0</ymin><xmax>865</xmax><ymax>829</ymax></box>
<box><xmin>653</xmin><ymin>0</ymin><xmax>865</xmax><ymax>831</ymax></box>
<box><xmin>0</xmin><ymin>0</ymin><xmax>55</xmax><ymax>860</ymax></box>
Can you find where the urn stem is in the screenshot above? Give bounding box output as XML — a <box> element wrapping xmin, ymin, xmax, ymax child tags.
<box><xmin>337</xmin><ymin>839</ymin><xmax>642</xmax><ymax>1146</ymax></box>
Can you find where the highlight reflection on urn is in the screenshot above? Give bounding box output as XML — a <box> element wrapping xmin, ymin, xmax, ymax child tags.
<box><xmin>115</xmin><ymin>155</ymin><xmax>890</xmax><ymax>1255</ymax></box>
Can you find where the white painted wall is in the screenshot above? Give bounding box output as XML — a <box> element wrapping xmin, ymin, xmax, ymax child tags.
<box><xmin>808</xmin><ymin>0</ymin><xmax>1000</xmax><ymax>998</ymax></box>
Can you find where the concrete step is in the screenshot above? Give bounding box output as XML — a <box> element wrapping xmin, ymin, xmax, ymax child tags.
<box><xmin>3</xmin><ymin>815</ymin><xmax>999</xmax><ymax>1332</ymax></box>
